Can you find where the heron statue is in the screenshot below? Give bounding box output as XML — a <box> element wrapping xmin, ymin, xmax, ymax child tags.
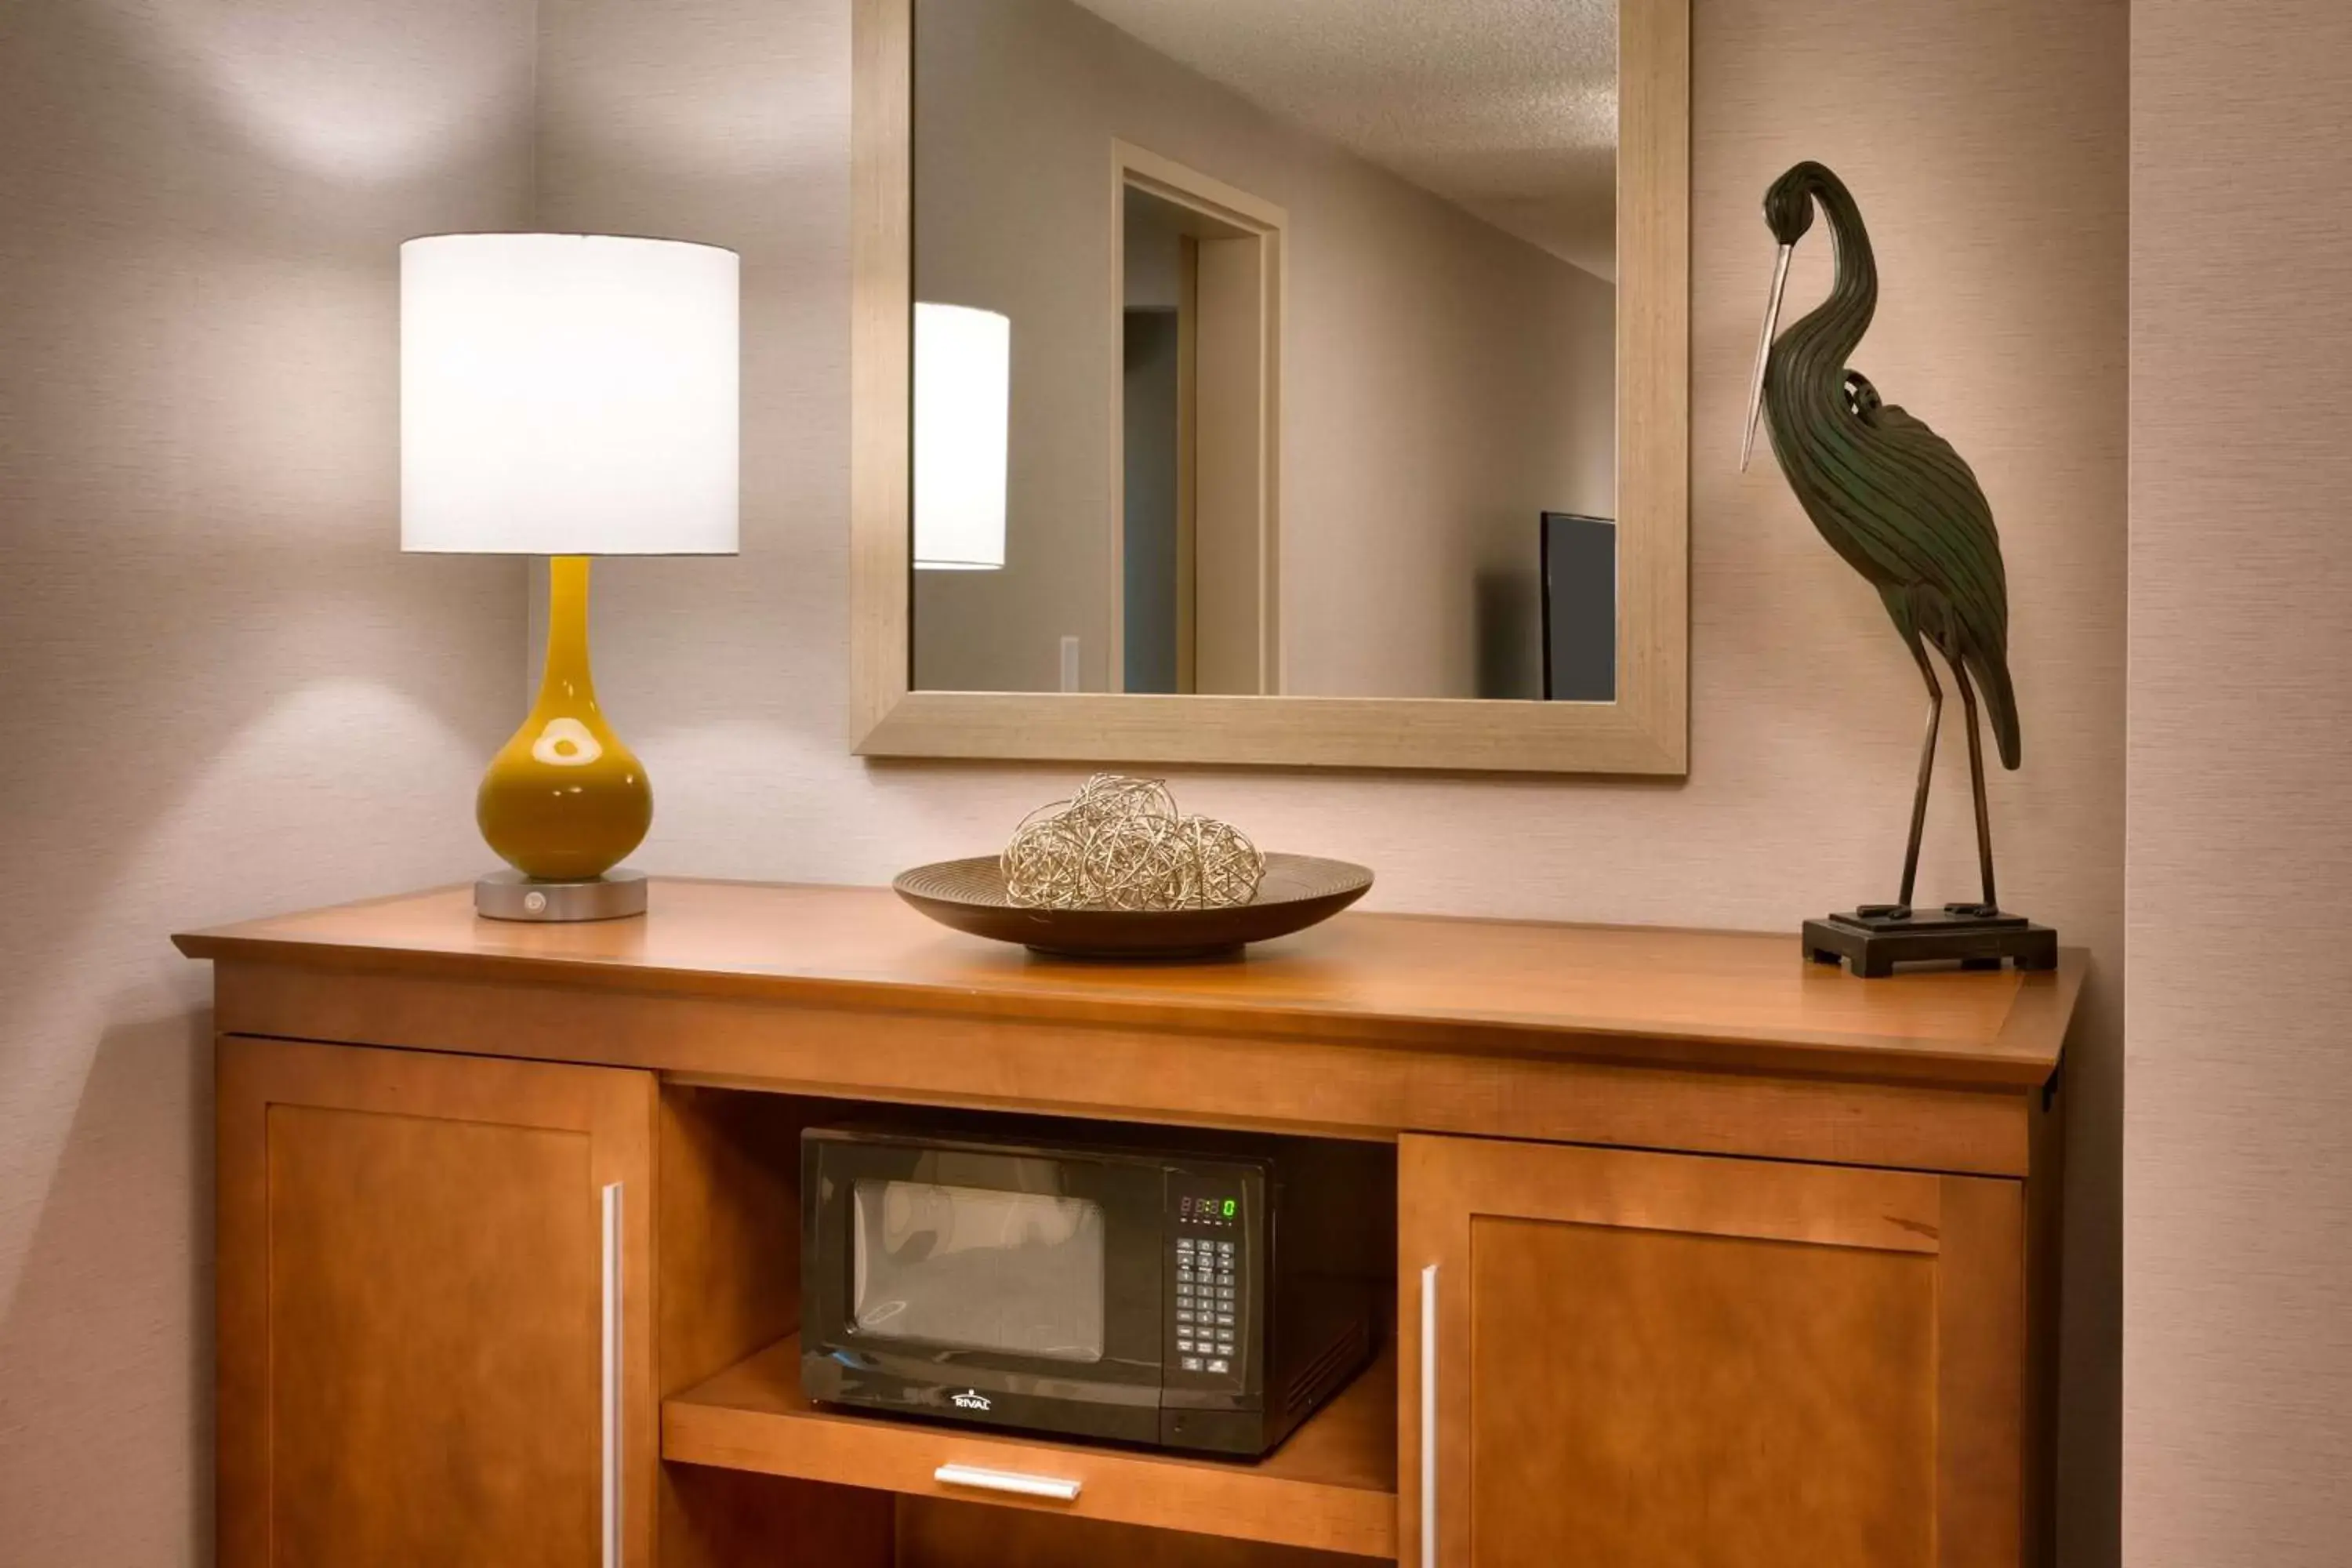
<box><xmin>1742</xmin><ymin>162</ymin><xmax>2053</xmax><ymax>973</ymax></box>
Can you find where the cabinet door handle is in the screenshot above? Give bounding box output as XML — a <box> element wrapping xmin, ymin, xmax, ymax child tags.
<box><xmin>933</xmin><ymin>1463</ymin><xmax>1083</xmax><ymax>1502</ymax></box>
<box><xmin>602</xmin><ymin>1181</ymin><xmax>624</xmax><ymax>1568</ymax></box>
<box><xmin>1420</xmin><ymin>1261</ymin><xmax>1439</xmax><ymax>1568</ymax></box>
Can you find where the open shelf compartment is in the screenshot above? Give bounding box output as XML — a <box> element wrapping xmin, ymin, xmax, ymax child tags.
<box><xmin>662</xmin><ymin>1331</ymin><xmax>1399</xmax><ymax>1561</ymax></box>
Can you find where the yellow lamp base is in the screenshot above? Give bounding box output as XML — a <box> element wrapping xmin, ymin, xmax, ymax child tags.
<box><xmin>475</xmin><ymin>556</ymin><xmax>652</xmax><ymax>919</ymax></box>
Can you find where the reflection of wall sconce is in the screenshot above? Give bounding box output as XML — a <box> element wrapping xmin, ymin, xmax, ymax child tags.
<box><xmin>914</xmin><ymin>303</ymin><xmax>1010</xmax><ymax>570</ymax></box>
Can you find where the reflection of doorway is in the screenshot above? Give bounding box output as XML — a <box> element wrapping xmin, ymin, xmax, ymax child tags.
<box><xmin>1111</xmin><ymin>142</ymin><xmax>1284</xmax><ymax>695</ymax></box>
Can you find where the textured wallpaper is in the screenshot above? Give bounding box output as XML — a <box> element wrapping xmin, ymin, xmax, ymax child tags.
<box><xmin>0</xmin><ymin>1</ymin><xmax>532</xmax><ymax>1559</ymax></box>
<box><xmin>2127</xmin><ymin>3</ymin><xmax>2352</xmax><ymax>1563</ymax></box>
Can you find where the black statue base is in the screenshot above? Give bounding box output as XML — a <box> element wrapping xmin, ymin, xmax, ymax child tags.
<box><xmin>1805</xmin><ymin>903</ymin><xmax>2058</xmax><ymax>978</ymax></box>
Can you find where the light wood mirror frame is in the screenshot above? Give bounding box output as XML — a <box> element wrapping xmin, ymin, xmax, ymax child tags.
<box><xmin>850</xmin><ymin>0</ymin><xmax>1689</xmax><ymax>774</ymax></box>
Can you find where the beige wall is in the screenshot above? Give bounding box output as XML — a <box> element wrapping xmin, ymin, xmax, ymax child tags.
<box><xmin>555</xmin><ymin>1</ymin><xmax>2126</xmax><ymax>1560</ymax></box>
<box><xmin>909</xmin><ymin>0</ymin><xmax>1617</xmax><ymax>699</ymax></box>
<box><xmin>2127</xmin><ymin>4</ymin><xmax>2352</xmax><ymax>1563</ymax></box>
<box><xmin>0</xmin><ymin>0</ymin><xmax>533</xmax><ymax>1560</ymax></box>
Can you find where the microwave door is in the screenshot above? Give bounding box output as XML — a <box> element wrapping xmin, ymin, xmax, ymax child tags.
<box><xmin>851</xmin><ymin>1178</ymin><xmax>1109</xmax><ymax>1361</ymax></box>
<box><xmin>804</xmin><ymin>1136</ymin><xmax>1165</xmax><ymax>1416</ymax></box>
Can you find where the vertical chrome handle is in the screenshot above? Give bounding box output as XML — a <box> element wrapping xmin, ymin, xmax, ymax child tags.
<box><xmin>601</xmin><ymin>1181</ymin><xmax>624</xmax><ymax>1568</ymax></box>
<box><xmin>1420</xmin><ymin>1261</ymin><xmax>1439</xmax><ymax>1568</ymax></box>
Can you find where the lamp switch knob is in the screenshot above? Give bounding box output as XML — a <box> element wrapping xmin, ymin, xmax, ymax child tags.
<box><xmin>524</xmin><ymin>891</ymin><xmax>549</xmax><ymax>914</ymax></box>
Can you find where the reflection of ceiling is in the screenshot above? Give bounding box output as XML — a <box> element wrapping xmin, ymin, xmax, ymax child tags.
<box><xmin>1069</xmin><ymin>0</ymin><xmax>1618</xmax><ymax>280</ymax></box>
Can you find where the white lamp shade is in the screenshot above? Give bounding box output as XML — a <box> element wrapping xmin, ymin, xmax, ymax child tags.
<box><xmin>914</xmin><ymin>303</ymin><xmax>1010</xmax><ymax>570</ymax></box>
<box><xmin>401</xmin><ymin>234</ymin><xmax>739</xmax><ymax>555</ymax></box>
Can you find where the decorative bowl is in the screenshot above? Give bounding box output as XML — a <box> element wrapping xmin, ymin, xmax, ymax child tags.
<box><xmin>891</xmin><ymin>854</ymin><xmax>1374</xmax><ymax>960</ymax></box>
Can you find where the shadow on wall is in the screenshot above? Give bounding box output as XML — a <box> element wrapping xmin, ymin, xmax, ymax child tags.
<box><xmin>1473</xmin><ymin>565</ymin><xmax>1542</xmax><ymax>700</ymax></box>
<box><xmin>0</xmin><ymin>1014</ymin><xmax>216</xmax><ymax>1560</ymax></box>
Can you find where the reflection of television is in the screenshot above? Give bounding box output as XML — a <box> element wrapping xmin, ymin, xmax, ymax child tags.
<box><xmin>1540</xmin><ymin>513</ymin><xmax>1617</xmax><ymax>702</ymax></box>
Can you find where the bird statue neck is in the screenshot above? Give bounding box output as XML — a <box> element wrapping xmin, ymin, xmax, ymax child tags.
<box><xmin>1784</xmin><ymin>172</ymin><xmax>1878</xmax><ymax>368</ymax></box>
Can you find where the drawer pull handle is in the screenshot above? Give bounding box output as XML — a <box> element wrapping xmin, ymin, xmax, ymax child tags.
<box><xmin>933</xmin><ymin>1463</ymin><xmax>1083</xmax><ymax>1502</ymax></box>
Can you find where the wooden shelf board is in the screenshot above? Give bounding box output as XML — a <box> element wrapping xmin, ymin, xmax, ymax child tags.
<box><xmin>662</xmin><ymin>1334</ymin><xmax>1398</xmax><ymax>1560</ymax></box>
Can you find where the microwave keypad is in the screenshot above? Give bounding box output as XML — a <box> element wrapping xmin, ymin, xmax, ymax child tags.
<box><xmin>1173</xmin><ymin>1235</ymin><xmax>1239</xmax><ymax>1374</ymax></box>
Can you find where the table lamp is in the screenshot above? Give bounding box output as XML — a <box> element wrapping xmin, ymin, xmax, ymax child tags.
<box><xmin>401</xmin><ymin>233</ymin><xmax>740</xmax><ymax>921</ymax></box>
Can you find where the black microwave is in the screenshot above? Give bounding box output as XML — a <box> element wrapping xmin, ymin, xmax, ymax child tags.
<box><xmin>800</xmin><ymin>1121</ymin><xmax>1386</xmax><ymax>1456</ymax></box>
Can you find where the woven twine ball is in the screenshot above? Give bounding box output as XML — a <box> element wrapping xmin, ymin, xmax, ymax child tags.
<box><xmin>1001</xmin><ymin>774</ymin><xmax>1266</xmax><ymax>911</ymax></box>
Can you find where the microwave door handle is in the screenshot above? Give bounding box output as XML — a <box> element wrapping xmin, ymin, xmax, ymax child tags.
<box><xmin>934</xmin><ymin>1463</ymin><xmax>1083</xmax><ymax>1502</ymax></box>
<box><xmin>1420</xmin><ymin>1261</ymin><xmax>1439</xmax><ymax>1568</ymax></box>
<box><xmin>602</xmin><ymin>1181</ymin><xmax>625</xmax><ymax>1568</ymax></box>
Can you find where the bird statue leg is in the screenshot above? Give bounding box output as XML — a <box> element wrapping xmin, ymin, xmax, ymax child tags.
<box><xmin>1897</xmin><ymin>637</ymin><xmax>1944</xmax><ymax>914</ymax></box>
<box><xmin>1954</xmin><ymin>664</ymin><xmax>2000</xmax><ymax>912</ymax></box>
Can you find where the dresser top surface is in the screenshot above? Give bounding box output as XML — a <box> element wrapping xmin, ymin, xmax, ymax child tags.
<box><xmin>177</xmin><ymin>880</ymin><xmax>2079</xmax><ymax>1087</ymax></box>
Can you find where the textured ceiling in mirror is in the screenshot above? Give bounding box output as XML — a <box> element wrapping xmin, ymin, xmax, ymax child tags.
<box><xmin>1068</xmin><ymin>0</ymin><xmax>1618</xmax><ymax>278</ymax></box>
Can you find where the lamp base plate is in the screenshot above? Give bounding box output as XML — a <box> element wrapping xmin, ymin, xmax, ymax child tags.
<box><xmin>475</xmin><ymin>868</ymin><xmax>648</xmax><ymax>923</ymax></box>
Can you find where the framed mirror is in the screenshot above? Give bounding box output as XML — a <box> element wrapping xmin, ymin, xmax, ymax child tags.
<box><xmin>851</xmin><ymin>0</ymin><xmax>1688</xmax><ymax>773</ymax></box>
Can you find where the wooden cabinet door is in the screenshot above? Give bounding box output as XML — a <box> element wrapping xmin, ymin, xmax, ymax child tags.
<box><xmin>1399</xmin><ymin>1134</ymin><xmax>2023</xmax><ymax>1568</ymax></box>
<box><xmin>217</xmin><ymin>1036</ymin><xmax>655</xmax><ymax>1568</ymax></box>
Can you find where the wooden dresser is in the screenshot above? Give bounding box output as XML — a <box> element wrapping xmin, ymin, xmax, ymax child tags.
<box><xmin>177</xmin><ymin>879</ymin><xmax>2078</xmax><ymax>1568</ymax></box>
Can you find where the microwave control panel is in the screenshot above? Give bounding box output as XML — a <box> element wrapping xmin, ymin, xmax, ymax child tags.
<box><xmin>1167</xmin><ymin>1177</ymin><xmax>1251</xmax><ymax>1385</ymax></box>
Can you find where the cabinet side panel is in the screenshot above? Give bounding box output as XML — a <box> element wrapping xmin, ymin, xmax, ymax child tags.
<box><xmin>2025</xmin><ymin>1079</ymin><xmax>2065</xmax><ymax>1568</ymax></box>
<box><xmin>1939</xmin><ymin>1175</ymin><xmax>2028</xmax><ymax>1568</ymax></box>
<box><xmin>656</xmin><ymin>1087</ymin><xmax>811</xmax><ymax>1397</ymax></box>
<box><xmin>656</xmin><ymin>1086</ymin><xmax>897</xmax><ymax>1563</ymax></box>
<box><xmin>216</xmin><ymin>1040</ymin><xmax>270</xmax><ymax>1568</ymax></box>
<box><xmin>894</xmin><ymin>1499</ymin><xmax>1374</xmax><ymax>1566</ymax></box>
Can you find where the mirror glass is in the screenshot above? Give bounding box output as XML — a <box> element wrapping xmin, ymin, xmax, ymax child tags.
<box><xmin>911</xmin><ymin>0</ymin><xmax>1619</xmax><ymax>701</ymax></box>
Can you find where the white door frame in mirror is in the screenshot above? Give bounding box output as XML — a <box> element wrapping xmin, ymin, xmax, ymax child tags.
<box><xmin>850</xmin><ymin>0</ymin><xmax>1689</xmax><ymax>775</ymax></box>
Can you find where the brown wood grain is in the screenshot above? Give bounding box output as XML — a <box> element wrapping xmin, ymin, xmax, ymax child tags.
<box><xmin>176</xmin><ymin>878</ymin><xmax>2081</xmax><ymax>1089</ymax></box>
<box><xmin>661</xmin><ymin>1468</ymin><xmax>895</xmax><ymax>1568</ymax></box>
<box><xmin>2024</xmin><ymin>1067</ymin><xmax>2067</xmax><ymax>1568</ymax></box>
<box><xmin>1938</xmin><ymin>1174</ymin><xmax>2028</xmax><ymax>1568</ymax></box>
<box><xmin>662</xmin><ymin>1334</ymin><xmax>1397</xmax><ymax>1559</ymax></box>
<box><xmin>1469</xmin><ymin>1218</ymin><xmax>1935</xmax><ymax>1566</ymax></box>
<box><xmin>1399</xmin><ymin>1134</ymin><xmax>2027</xmax><ymax>1568</ymax></box>
<box><xmin>656</xmin><ymin>1087</ymin><xmax>896</xmax><ymax>1565</ymax></box>
<box><xmin>892</xmin><ymin>1501</ymin><xmax>1385</xmax><ymax>1566</ymax></box>
<box><xmin>656</xmin><ymin>1087</ymin><xmax>811</xmax><ymax>1400</ymax></box>
<box><xmin>194</xmin><ymin>881</ymin><xmax>2073</xmax><ymax>1563</ymax></box>
<box><xmin>210</xmin><ymin>960</ymin><xmax>2034</xmax><ymax>1178</ymax></box>
<box><xmin>215</xmin><ymin>1037</ymin><xmax>656</xmax><ymax>1567</ymax></box>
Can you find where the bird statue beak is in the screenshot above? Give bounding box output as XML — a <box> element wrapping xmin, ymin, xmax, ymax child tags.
<box><xmin>1741</xmin><ymin>243</ymin><xmax>1794</xmax><ymax>472</ymax></box>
